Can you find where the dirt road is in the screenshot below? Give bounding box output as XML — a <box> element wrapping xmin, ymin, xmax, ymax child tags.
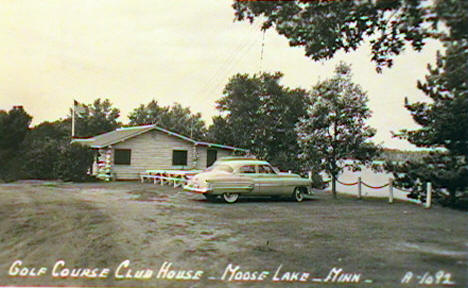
<box><xmin>0</xmin><ymin>181</ymin><xmax>466</xmax><ymax>288</ymax></box>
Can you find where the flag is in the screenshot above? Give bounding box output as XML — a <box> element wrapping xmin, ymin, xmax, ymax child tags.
<box><xmin>74</xmin><ymin>100</ymin><xmax>86</xmax><ymax>115</ymax></box>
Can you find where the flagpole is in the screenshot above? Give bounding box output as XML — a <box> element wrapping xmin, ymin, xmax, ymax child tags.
<box><xmin>72</xmin><ymin>101</ymin><xmax>75</xmax><ymax>138</ymax></box>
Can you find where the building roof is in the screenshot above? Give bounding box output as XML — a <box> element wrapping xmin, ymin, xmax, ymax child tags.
<box><xmin>72</xmin><ymin>124</ymin><xmax>248</xmax><ymax>152</ymax></box>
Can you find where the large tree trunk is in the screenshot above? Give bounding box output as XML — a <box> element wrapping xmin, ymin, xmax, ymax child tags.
<box><xmin>331</xmin><ymin>174</ymin><xmax>337</xmax><ymax>199</ymax></box>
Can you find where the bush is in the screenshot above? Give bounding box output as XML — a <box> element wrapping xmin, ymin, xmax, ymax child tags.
<box><xmin>17</xmin><ymin>140</ymin><xmax>95</xmax><ymax>182</ymax></box>
<box><xmin>386</xmin><ymin>153</ymin><xmax>468</xmax><ymax>208</ymax></box>
<box><xmin>23</xmin><ymin>138</ymin><xmax>61</xmax><ymax>179</ymax></box>
<box><xmin>0</xmin><ymin>152</ymin><xmax>28</xmax><ymax>182</ymax></box>
<box><xmin>55</xmin><ymin>143</ymin><xmax>95</xmax><ymax>182</ymax></box>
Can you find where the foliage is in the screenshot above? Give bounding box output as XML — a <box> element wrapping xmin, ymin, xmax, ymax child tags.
<box><xmin>209</xmin><ymin>72</ymin><xmax>309</xmax><ymax>171</ymax></box>
<box><xmin>207</xmin><ymin>116</ymin><xmax>232</xmax><ymax>147</ymax></box>
<box><xmin>74</xmin><ymin>98</ymin><xmax>120</xmax><ymax>138</ymax></box>
<box><xmin>128</xmin><ymin>100</ymin><xmax>207</xmax><ymax>140</ymax></box>
<box><xmin>387</xmin><ymin>153</ymin><xmax>467</xmax><ymax>207</ymax></box>
<box><xmin>388</xmin><ymin>40</ymin><xmax>468</xmax><ymax>206</ymax></box>
<box><xmin>233</xmin><ymin>0</ymin><xmax>468</xmax><ymax>72</ymax></box>
<box><xmin>0</xmin><ymin>106</ymin><xmax>32</xmax><ymax>181</ymax></box>
<box><xmin>379</xmin><ymin>148</ymin><xmax>429</xmax><ymax>162</ymax></box>
<box><xmin>28</xmin><ymin>120</ymin><xmax>71</xmax><ymax>140</ymax></box>
<box><xmin>21</xmin><ymin>139</ymin><xmax>94</xmax><ymax>182</ymax></box>
<box><xmin>22</xmin><ymin>138</ymin><xmax>61</xmax><ymax>180</ymax></box>
<box><xmin>208</xmin><ymin>73</ymin><xmax>262</xmax><ymax>149</ymax></box>
<box><xmin>296</xmin><ymin>63</ymin><xmax>380</xmax><ymax>198</ymax></box>
<box><xmin>0</xmin><ymin>105</ymin><xmax>95</xmax><ymax>182</ymax></box>
<box><xmin>17</xmin><ymin>118</ymin><xmax>95</xmax><ymax>182</ymax></box>
<box><xmin>54</xmin><ymin>143</ymin><xmax>95</xmax><ymax>182</ymax></box>
<box><xmin>400</xmin><ymin>43</ymin><xmax>468</xmax><ymax>154</ymax></box>
<box><xmin>0</xmin><ymin>106</ymin><xmax>32</xmax><ymax>151</ymax></box>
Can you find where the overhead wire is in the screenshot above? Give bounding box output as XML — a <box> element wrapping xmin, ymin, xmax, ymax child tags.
<box><xmin>205</xmin><ymin>35</ymin><xmax>261</xmax><ymax>99</ymax></box>
<box><xmin>198</xmin><ymin>21</ymin><xmax>265</xmax><ymax>104</ymax></box>
<box><xmin>196</xmin><ymin>22</ymin><xmax>260</xmax><ymax>99</ymax></box>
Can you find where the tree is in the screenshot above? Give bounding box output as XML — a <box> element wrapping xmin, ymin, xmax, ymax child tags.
<box><xmin>27</xmin><ymin>119</ymin><xmax>71</xmax><ymax>141</ymax></box>
<box><xmin>296</xmin><ymin>63</ymin><xmax>380</xmax><ymax>198</ymax></box>
<box><xmin>210</xmin><ymin>72</ymin><xmax>309</xmax><ymax>171</ymax></box>
<box><xmin>21</xmin><ymin>120</ymin><xmax>70</xmax><ymax>180</ymax></box>
<box><xmin>388</xmin><ymin>40</ymin><xmax>468</xmax><ymax>206</ymax></box>
<box><xmin>0</xmin><ymin>106</ymin><xmax>32</xmax><ymax>181</ymax></box>
<box><xmin>0</xmin><ymin>106</ymin><xmax>32</xmax><ymax>151</ymax></box>
<box><xmin>128</xmin><ymin>99</ymin><xmax>169</xmax><ymax>125</ymax></box>
<box><xmin>232</xmin><ymin>0</ymin><xmax>468</xmax><ymax>72</ymax></box>
<box><xmin>209</xmin><ymin>73</ymin><xmax>262</xmax><ymax>149</ymax></box>
<box><xmin>207</xmin><ymin>116</ymin><xmax>233</xmax><ymax>147</ymax></box>
<box><xmin>162</xmin><ymin>103</ymin><xmax>207</xmax><ymax>140</ymax></box>
<box><xmin>74</xmin><ymin>98</ymin><xmax>120</xmax><ymax>138</ymax></box>
<box><xmin>128</xmin><ymin>100</ymin><xmax>208</xmax><ymax>140</ymax></box>
<box><xmin>0</xmin><ymin>105</ymin><xmax>95</xmax><ymax>182</ymax></box>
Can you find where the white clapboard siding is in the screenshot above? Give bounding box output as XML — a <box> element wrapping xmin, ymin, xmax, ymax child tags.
<box><xmin>110</xmin><ymin>130</ymin><xmax>237</xmax><ymax>180</ymax></box>
<box><xmin>112</xmin><ymin>130</ymin><xmax>195</xmax><ymax>180</ymax></box>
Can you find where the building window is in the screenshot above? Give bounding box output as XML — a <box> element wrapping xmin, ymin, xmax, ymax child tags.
<box><xmin>114</xmin><ymin>149</ymin><xmax>131</xmax><ymax>165</ymax></box>
<box><xmin>172</xmin><ymin>150</ymin><xmax>188</xmax><ymax>166</ymax></box>
<box><xmin>207</xmin><ymin>149</ymin><xmax>217</xmax><ymax>167</ymax></box>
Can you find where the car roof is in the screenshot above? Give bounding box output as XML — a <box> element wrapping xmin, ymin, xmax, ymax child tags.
<box><xmin>214</xmin><ymin>158</ymin><xmax>271</xmax><ymax>170</ymax></box>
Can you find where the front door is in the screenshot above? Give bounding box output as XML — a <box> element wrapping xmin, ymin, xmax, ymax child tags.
<box><xmin>237</xmin><ymin>164</ymin><xmax>261</xmax><ymax>194</ymax></box>
<box><xmin>257</xmin><ymin>164</ymin><xmax>283</xmax><ymax>195</ymax></box>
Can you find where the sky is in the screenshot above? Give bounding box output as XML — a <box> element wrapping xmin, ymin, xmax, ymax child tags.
<box><xmin>0</xmin><ymin>0</ymin><xmax>444</xmax><ymax>150</ymax></box>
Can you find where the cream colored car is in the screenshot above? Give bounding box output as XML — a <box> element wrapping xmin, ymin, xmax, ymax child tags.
<box><xmin>184</xmin><ymin>157</ymin><xmax>312</xmax><ymax>203</ymax></box>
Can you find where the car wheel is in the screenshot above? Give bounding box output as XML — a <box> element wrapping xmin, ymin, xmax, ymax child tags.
<box><xmin>203</xmin><ymin>194</ymin><xmax>217</xmax><ymax>201</ymax></box>
<box><xmin>292</xmin><ymin>188</ymin><xmax>304</xmax><ymax>202</ymax></box>
<box><xmin>222</xmin><ymin>193</ymin><xmax>239</xmax><ymax>204</ymax></box>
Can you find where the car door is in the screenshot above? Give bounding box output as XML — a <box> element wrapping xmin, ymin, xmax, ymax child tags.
<box><xmin>257</xmin><ymin>164</ymin><xmax>283</xmax><ymax>195</ymax></box>
<box><xmin>236</xmin><ymin>164</ymin><xmax>262</xmax><ymax>195</ymax></box>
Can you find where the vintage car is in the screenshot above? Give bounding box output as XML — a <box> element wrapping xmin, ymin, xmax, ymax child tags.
<box><xmin>184</xmin><ymin>157</ymin><xmax>313</xmax><ymax>203</ymax></box>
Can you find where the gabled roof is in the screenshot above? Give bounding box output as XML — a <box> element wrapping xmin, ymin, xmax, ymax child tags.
<box><xmin>72</xmin><ymin>124</ymin><xmax>248</xmax><ymax>152</ymax></box>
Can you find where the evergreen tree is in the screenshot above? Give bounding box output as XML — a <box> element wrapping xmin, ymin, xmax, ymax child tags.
<box><xmin>74</xmin><ymin>98</ymin><xmax>120</xmax><ymax>137</ymax></box>
<box><xmin>389</xmin><ymin>40</ymin><xmax>468</xmax><ymax>206</ymax></box>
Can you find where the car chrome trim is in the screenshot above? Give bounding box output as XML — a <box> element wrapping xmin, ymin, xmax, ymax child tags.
<box><xmin>212</xmin><ymin>186</ymin><xmax>253</xmax><ymax>190</ymax></box>
<box><xmin>183</xmin><ymin>186</ymin><xmax>212</xmax><ymax>194</ymax></box>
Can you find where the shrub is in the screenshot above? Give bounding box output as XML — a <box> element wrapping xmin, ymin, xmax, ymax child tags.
<box><xmin>55</xmin><ymin>143</ymin><xmax>95</xmax><ymax>182</ymax></box>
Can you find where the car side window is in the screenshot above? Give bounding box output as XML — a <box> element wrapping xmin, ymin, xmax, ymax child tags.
<box><xmin>258</xmin><ymin>165</ymin><xmax>275</xmax><ymax>174</ymax></box>
<box><xmin>238</xmin><ymin>165</ymin><xmax>256</xmax><ymax>174</ymax></box>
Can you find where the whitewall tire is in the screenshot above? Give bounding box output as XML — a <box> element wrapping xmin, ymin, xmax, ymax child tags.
<box><xmin>222</xmin><ymin>193</ymin><xmax>239</xmax><ymax>204</ymax></box>
<box><xmin>293</xmin><ymin>188</ymin><xmax>305</xmax><ymax>202</ymax></box>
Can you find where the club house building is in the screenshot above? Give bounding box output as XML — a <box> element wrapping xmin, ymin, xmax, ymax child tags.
<box><xmin>72</xmin><ymin>124</ymin><xmax>248</xmax><ymax>180</ymax></box>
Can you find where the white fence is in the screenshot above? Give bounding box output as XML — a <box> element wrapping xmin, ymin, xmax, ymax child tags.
<box><xmin>331</xmin><ymin>177</ymin><xmax>433</xmax><ymax>208</ymax></box>
<box><xmin>140</xmin><ymin>169</ymin><xmax>201</xmax><ymax>188</ymax></box>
